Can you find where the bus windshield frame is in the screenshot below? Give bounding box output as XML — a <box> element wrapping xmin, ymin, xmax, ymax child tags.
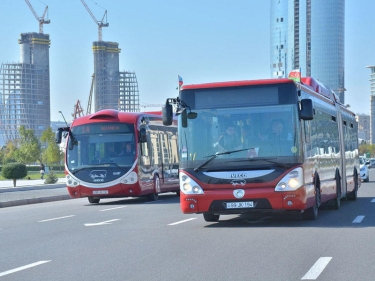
<box><xmin>66</xmin><ymin>122</ymin><xmax>136</xmax><ymax>174</ymax></box>
<box><xmin>178</xmin><ymin>83</ymin><xmax>302</xmax><ymax>170</ymax></box>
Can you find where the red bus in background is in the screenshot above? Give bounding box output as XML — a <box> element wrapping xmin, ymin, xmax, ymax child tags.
<box><xmin>56</xmin><ymin>109</ymin><xmax>179</xmax><ymax>204</ymax></box>
<box><xmin>163</xmin><ymin>76</ymin><xmax>360</xmax><ymax>221</ymax></box>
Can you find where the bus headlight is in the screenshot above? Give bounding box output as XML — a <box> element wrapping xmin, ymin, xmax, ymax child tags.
<box><xmin>180</xmin><ymin>172</ymin><xmax>204</xmax><ymax>195</ymax></box>
<box><xmin>66</xmin><ymin>174</ymin><xmax>79</xmax><ymax>187</ymax></box>
<box><xmin>275</xmin><ymin>167</ymin><xmax>303</xmax><ymax>192</ymax></box>
<box><xmin>122</xmin><ymin>172</ymin><xmax>138</xmax><ymax>184</ymax></box>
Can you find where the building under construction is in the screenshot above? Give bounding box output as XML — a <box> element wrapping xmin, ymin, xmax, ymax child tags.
<box><xmin>92</xmin><ymin>41</ymin><xmax>139</xmax><ymax>112</ymax></box>
<box><xmin>0</xmin><ymin>32</ymin><xmax>51</xmax><ymax>145</ymax></box>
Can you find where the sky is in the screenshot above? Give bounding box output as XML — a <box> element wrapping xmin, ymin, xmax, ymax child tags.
<box><xmin>0</xmin><ymin>0</ymin><xmax>374</xmax><ymax>122</ymax></box>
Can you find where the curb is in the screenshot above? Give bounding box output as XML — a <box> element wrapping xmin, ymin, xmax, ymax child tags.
<box><xmin>0</xmin><ymin>195</ymin><xmax>72</xmax><ymax>208</ymax></box>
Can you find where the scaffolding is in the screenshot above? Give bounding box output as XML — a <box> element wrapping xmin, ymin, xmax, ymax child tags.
<box><xmin>0</xmin><ymin>32</ymin><xmax>50</xmax><ymax>145</ymax></box>
<box><xmin>119</xmin><ymin>71</ymin><xmax>140</xmax><ymax>112</ymax></box>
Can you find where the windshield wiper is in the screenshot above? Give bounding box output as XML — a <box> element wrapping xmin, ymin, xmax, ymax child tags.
<box><xmin>230</xmin><ymin>157</ymin><xmax>291</xmax><ymax>169</ymax></box>
<box><xmin>72</xmin><ymin>166</ymin><xmax>94</xmax><ymax>175</ymax></box>
<box><xmin>194</xmin><ymin>148</ymin><xmax>249</xmax><ymax>172</ymax></box>
<box><xmin>72</xmin><ymin>163</ymin><xmax>127</xmax><ymax>175</ymax></box>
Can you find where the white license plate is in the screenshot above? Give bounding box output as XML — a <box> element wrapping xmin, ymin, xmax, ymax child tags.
<box><xmin>93</xmin><ymin>190</ymin><xmax>108</xmax><ymax>195</ymax></box>
<box><xmin>226</xmin><ymin>201</ymin><xmax>254</xmax><ymax>209</ymax></box>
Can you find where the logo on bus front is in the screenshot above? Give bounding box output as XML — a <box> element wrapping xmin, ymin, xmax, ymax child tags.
<box><xmin>231</xmin><ymin>173</ymin><xmax>247</xmax><ymax>178</ymax></box>
<box><xmin>89</xmin><ymin>170</ymin><xmax>107</xmax><ymax>182</ymax></box>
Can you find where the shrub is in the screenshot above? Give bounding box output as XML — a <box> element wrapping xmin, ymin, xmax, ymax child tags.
<box><xmin>1</xmin><ymin>163</ymin><xmax>27</xmax><ymax>187</ymax></box>
<box><xmin>44</xmin><ymin>170</ymin><xmax>58</xmax><ymax>184</ymax></box>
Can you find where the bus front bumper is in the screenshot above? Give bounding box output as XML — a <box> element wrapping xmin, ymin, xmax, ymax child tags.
<box><xmin>180</xmin><ymin>187</ymin><xmax>309</xmax><ymax>214</ymax></box>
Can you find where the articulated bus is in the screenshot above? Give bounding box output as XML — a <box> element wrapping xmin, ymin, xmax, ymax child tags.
<box><xmin>56</xmin><ymin>109</ymin><xmax>179</xmax><ymax>204</ymax></box>
<box><xmin>163</xmin><ymin>77</ymin><xmax>360</xmax><ymax>221</ymax></box>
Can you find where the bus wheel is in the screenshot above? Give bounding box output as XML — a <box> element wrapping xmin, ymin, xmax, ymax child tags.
<box><xmin>303</xmin><ymin>188</ymin><xmax>320</xmax><ymax>220</ymax></box>
<box><xmin>347</xmin><ymin>176</ymin><xmax>358</xmax><ymax>201</ymax></box>
<box><xmin>331</xmin><ymin>178</ymin><xmax>341</xmax><ymax>210</ymax></box>
<box><xmin>203</xmin><ymin>213</ymin><xmax>220</xmax><ymax>222</ymax></box>
<box><xmin>88</xmin><ymin>197</ymin><xmax>100</xmax><ymax>204</ymax></box>
<box><xmin>147</xmin><ymin>176</ymin><xmax>160</xmax><ymax>201</ymax></box>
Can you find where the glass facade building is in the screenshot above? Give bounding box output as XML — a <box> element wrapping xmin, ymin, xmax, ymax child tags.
<box><xmin>270</xmin><ymin>0</ymin><xmax>345</xmax><ymax>103</ymax></box>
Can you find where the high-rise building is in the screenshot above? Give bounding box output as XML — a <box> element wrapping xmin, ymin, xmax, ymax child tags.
<box><xmin>366</xmin><ymin>65</ymin><xmax>375</xmax><ymax>144</ymax></box>
<box><xmin>356</xmin><ymin>113</ymin><xmax>370</xmax><ymax>143</ymax></box>
<box><xmin>92</xmin><ymin>41</ymin><xmax>139</xmax><ymax>112</ymax></box>
<box><xmin>0</xmin><ymin>32</ymin><xmax>51</xmax><ymax>145</ymax></box>
<box><xmin>270</xmin><ymin>0</ymin><xmax>345</xmax><ymax>103</ymax></box>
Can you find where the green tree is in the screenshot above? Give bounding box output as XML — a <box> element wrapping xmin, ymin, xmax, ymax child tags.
<box><xmin>13</xmin><ymin>126</ymin><xmax>41</xmax><ymax>164</ymax></box>
<box><xmin>1</xmin><ymin>163</ymin><xmax>27</xmax><ymax>187</ymax></box>
<box><xmin>1</xmin><ymin>141</ymin><xmax>18</xmax><ymax>164</ymax></box>
<box><xmin>359</xmin><ymin>143</ymin><xmax>375</xmax><ymax>158</ymax></box>
<box><xmin>40</xmin><ymin>127</ymin><xmax>62</xmax><ymax>167</ymax></box>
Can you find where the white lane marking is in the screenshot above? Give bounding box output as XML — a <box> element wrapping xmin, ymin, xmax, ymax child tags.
<box><xmin>371</xmin><ymin>199</ymin><xmax>375</xmax><ymax>202</ymax></box>
<box><xmin>84</xmin><ymin>219</ymin><xmax>120</xmax><ymax>226</ymax></box>
<box><xmin>100</xmin><ymin>206</ymin><xmax>127</xmax><ymax>211</ymax></box>
<box><xmin>38</xmin><ymin>215</ymin><xmax>76</xmax><ymax>222</ymax></box>
<box><xmin>168</xmin><ymin>218</ymin><xmax>197</xmax><ymax>225</ymax></box>
<box><xmin>353</xmin><ymin>215</ymin><xmax>365</xmax><ymax>223</ymax></box>
<box><xmin>0</xmin><ymin>260</ymin><xmax>51</xmax><ymax>277</ymax></box>
<box><xmin>301</xmin><ymin>257</ymin><xmax>332</xmax><ymax>280</ymax></box>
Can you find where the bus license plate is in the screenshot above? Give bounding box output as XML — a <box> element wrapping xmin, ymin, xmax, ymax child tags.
<box><xmin>226</xmin><ymin>201</ymin><xmax>254</xmax><ymax>209</ymax></box>
<box><xmin>93</xmin><ymin>190</ymin><xmax>108</xmax><ymax>194</ymax></box>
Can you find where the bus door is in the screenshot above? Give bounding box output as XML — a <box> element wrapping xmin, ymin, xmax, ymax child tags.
<box><xmin>158</xmin><ymin>130</ymin><xmax>179</xmax><ymax>187</ymax></box>
<box><xmin>335</xmin><ymin>107</ymin><xmax>347</xmax><ymax>196</ymax></box>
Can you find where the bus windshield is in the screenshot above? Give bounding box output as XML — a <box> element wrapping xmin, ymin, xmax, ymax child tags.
<box><xmin>179</xmin><ymin>104</ymin><xmax>301</xmax><ymax>170</ymax></box>
<box><xmin>66</xmin><ymin>122</ymin><xmax>136</xmax><ymax>173</ymax></box>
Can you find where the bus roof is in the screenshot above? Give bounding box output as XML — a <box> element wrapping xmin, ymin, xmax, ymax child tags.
<box><xmin>71</xmin><ymin>109</ymin><xmax>162</xmax><ymax>126</ymax></box>
<box><xmin>180</xmin><ymin>77</ymin><xmax>333</xmax><ymax>94</ymax></box>
<box><xmin>180</xmin><ymin>78</ymin><xmax>293</xmax><ymax>90</ymax></box>
<box><xmin>180</xmin><ymin>77</ymin><xmax>354</xmax><ymax>115</ymax></box>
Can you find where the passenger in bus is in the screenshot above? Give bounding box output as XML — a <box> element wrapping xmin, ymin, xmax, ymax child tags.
<box><xmin>92</xmin><ymin>151</ymin><xmax>103</xmax><ymax>164</ymax></box>
<box><xmin>119</xmin><ymin>143</ymin><xmax>135</xmax><ymax>156</ymax></box>
<box><xmin>109</xmin><ymin>145</ymin><xmax>118</xmax><ymax>157</ymax></box>
<box><xmin>241</xmin><ymin>125</ymin><xmax>253</xmax><ymax>148</ymax></box>
<box><xmin>262</xmin><ymin>119</ymin><xmax>292</xmax><ymax>142</ymax></box>
<box><xmin>218</xmin><ymin>125</ymin><xmax>241</xmax><ymax>151</ymax></box>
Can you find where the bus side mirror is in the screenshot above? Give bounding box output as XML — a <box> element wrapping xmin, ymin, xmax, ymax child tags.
<box><xmin>162</xmin><ymin>103</ymin><xmax>173</xmax><ymax>125</ymax></box>
<box><xmin>188</xmin><ymin>112</ymin><xmax>197</xmax><ymax>119</ymax></box>
<box><xmin>139</xmin><ymin>128</ymin><xmax>147</xmax><ymax>143</ymax></box>
<box><xmin>300</xmin><ymin>99</ymin><xmax>314</xmax><ymax>120</ymax></box>
<box><xmin>181</xmin><ymin>109</ymin><xmax>187</xmax><ymax>128</ymax></box>
<box><xmin>68</xmin><ymin>139</ymin><xmax>74</xmax><ymax>150</ymax></box>
<box><xmin>55</xmin><ymin>129</ymin><xmax>62</xmax><ymax>144</ymax></box>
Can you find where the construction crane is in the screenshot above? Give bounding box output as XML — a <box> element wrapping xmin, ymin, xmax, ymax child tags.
<box><xmin>72</xmin><ymin>100</ymin><xmax>85</xmax><ymax>120</ymax></box>
<box><xmin>71</xmin><ymin>73</ymin><xmax>95</xmax><ymax>119</ymax></box>
<box><xmin>24</xmin><ymin>0</ymin><xmax>50</xmax><ymax>33</ymax></box>
<box><xmin>80</xmin><ymin>0</ymin><xmax>109</xmax><ymax>42</ymax></box>
<box><xmin>140</xmin><ymin>103</ymin><xmax>164</xmax><ymax>110</ymax></box>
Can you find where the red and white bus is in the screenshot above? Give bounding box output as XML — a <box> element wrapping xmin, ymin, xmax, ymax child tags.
<box><xmin>56</xmin><ymin>109</ymin><xmax>179</xmax><ymax>204</ymax></box>
<box><xmin>163</xmin><ymin>76</ymin><xmax>360</xmax><ymax>221</ymax></box>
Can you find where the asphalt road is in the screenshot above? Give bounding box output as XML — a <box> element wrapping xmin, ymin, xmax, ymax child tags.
<box><xmin>0</xmin><ymin>171</ymin><xmax>375</xmax><ymax>281</ymax></box>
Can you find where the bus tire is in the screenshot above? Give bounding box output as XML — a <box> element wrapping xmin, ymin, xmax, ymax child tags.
<box><xmin>203</xmin><ymin>213</ymin><xmax>220</xmax><ymax>222</ymax></box>
<box><xmin>147</xmin><ymin>175</ymin><xmax>160</xmax><ymax>201</ymax></box>
<box><xmin>88</xmin><ymin>197</ymin><xmax>100</xmax><ymax>204</ymax></box>
<box><xmin>347</xmin><ymin>174</ymin><xmax>358</xmax><ymax>201</ymax></box>
<box><xmin>303</xmin><ymin>187</ymin><xmax>320</xmax><ymax>220</ymax></box>
<box><xmin>331</xmin><ymin>177</ymin><xmax>341</xmax><ymax>210</ymax></box>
